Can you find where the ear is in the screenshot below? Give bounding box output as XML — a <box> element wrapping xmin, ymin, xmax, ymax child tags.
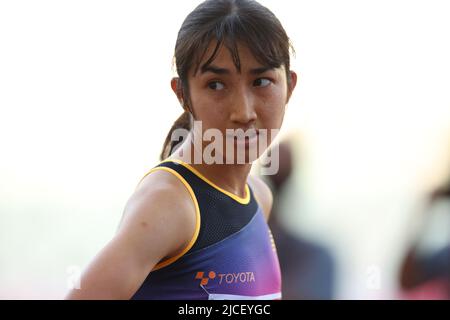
<box><xmin>171</xmin><ymin>77</ymin><xmax>185</xmax><ymax>107</ymax></box>
<box><xmin>286</xmin><ymin>71</ymin><xmax>298</xmax><ymax>103</ymax></box>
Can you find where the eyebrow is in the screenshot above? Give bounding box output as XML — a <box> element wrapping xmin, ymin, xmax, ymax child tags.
<box><xmin>201</xmin><ymin>65</ymin><xmax>230</xmax><ymax>75</ymax></box>
<box><xmin>200</xmin><ymin>65</ymin><xmax>275</xmax><ymax>75</ymax></box>
<box><xmin>249</xmin><ymin>66</ymin><xmax>275</xmax><ymax>75</ymax></box>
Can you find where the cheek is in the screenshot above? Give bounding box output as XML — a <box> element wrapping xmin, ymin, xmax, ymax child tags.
<box><xmin>258</xmin><ymin>106</ymin><xmax>285</xmax><ymax>131</ymax></box>
<box><xmin>189</xmin><ymin>94</ymin><xmax>227</xmax><ymax>128</ymax></box>
<box><xmin>257</xmin><ymin>88</ymin><xmax>287</xmax><ymax>127</ymax></box>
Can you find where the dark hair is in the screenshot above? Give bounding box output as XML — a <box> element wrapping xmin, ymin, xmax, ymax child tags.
<box><xmin>160</xmin><ymin>0</ymin><xmax>294</xmax><ymax>160</ymax></box>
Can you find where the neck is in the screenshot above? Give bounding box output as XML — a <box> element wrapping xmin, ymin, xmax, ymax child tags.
<box><xmin>169</xmin><ymin>133</ymin><xmax>252</xmax><ymax>198</ymax></box>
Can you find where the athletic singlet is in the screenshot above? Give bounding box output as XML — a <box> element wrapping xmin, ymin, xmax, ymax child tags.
<box><xmin>131</xmin><ymin>159</ymin><xmax>282</xmax><ymax>300</ymax></box>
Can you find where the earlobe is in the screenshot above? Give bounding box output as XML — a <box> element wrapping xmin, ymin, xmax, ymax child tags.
<box><xmin>171</xmin><ymin>77</ymin><xmax>180</xmax><ymax>96</ymax></box>
<box><xmin>290</xmin><ymin>71</ymin><xmax>298</xmax><ymax>88</ymax></box>
<box><xmin>286</xmin><ymin>71</ymin><xmax>298</xmax><ymax>103</ymax></box>
<box><xmin>171</xmin><ymin>77</ymin><xmax>184</xmax><ymax>106</ymax></box>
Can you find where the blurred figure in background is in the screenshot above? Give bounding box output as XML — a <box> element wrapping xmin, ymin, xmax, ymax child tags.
<box><xmin>264</xmin><ymin>140</ymin><xmax>335</xmax><ymax>299</ymax></box>
<box><xmin>399</xmin><ymin>178</ymin><xmax>450</xmax><ymax>299</ymax></box>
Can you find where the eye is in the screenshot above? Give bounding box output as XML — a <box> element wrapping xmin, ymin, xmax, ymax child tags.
<box><xmin>253</xmin><ymin>78</ymin><xmax>272</xmax><ymax>87</ymax></box>
<box><xmin>208</xmin><ymin>81</ymin><xmax>225</xmax><ymax>91</ymax></box>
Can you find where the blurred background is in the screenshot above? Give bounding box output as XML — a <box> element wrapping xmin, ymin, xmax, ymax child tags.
<box><xmin>0</xmin><ymin>0</ymin><xmax>449</xmax><ymax>299</ymax></box>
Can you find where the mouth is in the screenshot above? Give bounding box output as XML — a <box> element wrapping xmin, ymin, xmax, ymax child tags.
<box><xmin>226</xmin><ymin>129</ymin><xmax>259</xmax><ymax>147</ymax></box>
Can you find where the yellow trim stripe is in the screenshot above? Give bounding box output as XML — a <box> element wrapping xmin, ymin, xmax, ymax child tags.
<box><xmin>162</xmin><ymin>158</ymin><xmax>250</xmax><ymax>205</ymax></box>
<box><xmin>137</xmin><ymin>166</ymin><xmax>201</xmax><ymax>272</ymax></box>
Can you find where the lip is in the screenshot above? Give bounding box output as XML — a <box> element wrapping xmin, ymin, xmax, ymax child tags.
<box><xmin>226</xmin><ymin>128</ymin><xmax>259</xmax><ymax>138</ymax></box>
<box><xmin>229</xmin><ymin>130</ymin><xmax>259</xmax><ymax>147</ymax></box>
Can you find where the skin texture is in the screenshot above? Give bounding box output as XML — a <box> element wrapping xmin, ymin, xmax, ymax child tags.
<box><xmin>171</xmin><ymin>42</ymin><xmax>297</xmax><ymax>199</ymax></box>
<box><xmin>65</xmin><ymin>41</ymin><xmax>297</xmax><ymax>300</ymax></box>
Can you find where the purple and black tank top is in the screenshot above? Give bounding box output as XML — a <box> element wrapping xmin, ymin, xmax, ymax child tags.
<box><xmin>131</xmin><ymin>159</ymin><xmax>281</xmax><ymax>300</ymax></box>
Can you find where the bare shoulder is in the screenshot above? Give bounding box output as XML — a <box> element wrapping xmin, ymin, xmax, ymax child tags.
<box><xmin>118</xmin><ymin>168</ymin><xmax>198</xmax><ymax>265</ymax></box>
<box><xmin>247</xmin><ymin>174</ymin><xmax>273</xmax><ymax>221</ymax></box>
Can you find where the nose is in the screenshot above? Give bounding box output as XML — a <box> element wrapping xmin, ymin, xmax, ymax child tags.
<box><xmin>229</xmin><ymin>88</ymin><xmax>257</xmax><ymax>126</ymax></box>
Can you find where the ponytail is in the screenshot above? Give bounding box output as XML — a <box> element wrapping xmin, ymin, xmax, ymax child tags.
<box><xmin>160</xmin><ymin>111</ymin><xmax>192</xmax><ymax>160</ymax></box>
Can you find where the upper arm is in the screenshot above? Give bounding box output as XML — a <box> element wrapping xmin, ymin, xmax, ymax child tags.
<box><xmin>65</xmin><ymin>170</ymin><xmax>197</xmax><ymax>300</ymax></box>
<box><xmin>248</xmin><ymin>175</ymin><xmax>273</xmax><ymax>221</ymax></box>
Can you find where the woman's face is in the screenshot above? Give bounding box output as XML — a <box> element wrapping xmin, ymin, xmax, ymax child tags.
<box><xmin>177</xmin><ymin>41</ymin><xmax>297</xmax><ymax>163</ymax></box>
